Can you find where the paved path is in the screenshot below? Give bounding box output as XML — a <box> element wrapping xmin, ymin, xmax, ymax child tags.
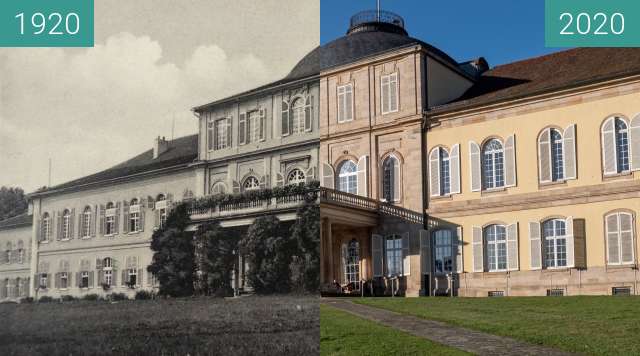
<box><xmin>321</xmin><ymin>298</ymin><xmax>576</xmax><ymax>356</ymax></box>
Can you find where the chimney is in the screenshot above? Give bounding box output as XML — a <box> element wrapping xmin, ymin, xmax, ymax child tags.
<box><xmin>153</xmin><ymin>136</ymin><xmax>170</xmax><ymax>159</ymax></box>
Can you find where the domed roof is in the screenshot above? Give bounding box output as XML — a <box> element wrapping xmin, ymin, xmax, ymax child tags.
<box><xmin>285</xmin><ymin>11</ymin><xmax>461</xmax><ymax>80</ymax></box>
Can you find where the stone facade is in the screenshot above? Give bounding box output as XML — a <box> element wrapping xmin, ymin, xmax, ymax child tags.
<box><xmin>0</xmin><ymin>216</ymin><xmax>32</xmax><ymax>301</ymax></box>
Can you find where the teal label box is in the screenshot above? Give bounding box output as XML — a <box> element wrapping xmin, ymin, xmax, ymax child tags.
<box><xmin>546</xmin><ymin>0</ymin><xmax>640</xmax><ymax>47</ymax></box>
<box><xmin>0</xmin><ymin>0</ymin><xmax>94</xmax><ymax>47</ymax></box>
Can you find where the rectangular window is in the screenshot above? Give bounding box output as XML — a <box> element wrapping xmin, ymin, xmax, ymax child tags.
<box><xmin>129</xmin><ymin>204</ymin><xmax>140</xmax><ymax>233</ymax></box>
<box><xmin>381</xmin><ymin>73</ymin><xmax>398</xmax><ymax>114</ymax></box>
<box><xmin>39</xmin><ymin>273</ymin><xmax>47</xmax><ymax>289</ymax></box>
<box><xmin>128</xmin><ymin>269</ymin><xmax>137</xmax><ymax>286</ymax></box>
<box><xmin>247</xmin><ymin>111</ymin><xmax>261</xmax><ymax>143</ymax></box>
<box><xmin>80</xmin><ymin>271</ymin><xmax>89</xmax><ymax>288</ymax></box>
<box><xmin>62</xmin><ymin>215</ymin><xmax>70</xmax><ymax>240</ymax></box>
<box><xmin>385</xmin><ymin>236</ymin><xmax>403</xmax><ymax>277</ymax></box>
<box><xmin>82</xmin><ymin>212</ymin><xmax>91</xmax><ymax>238</ymax></box>
<box><xmin>105</xmin><ymin>215</ymin><xmax>115</xmax><ymax>235</ymax></box>
<box><xmin>215</xmin><ymin>119</ymin><xmax>229</xmax><ymax>150</ymax></box>
<box><xmin>104</xmin><ymin>270</ymin><xmax>112</xmax><ymax>286</ymax></box>
<box><xmin>60</xmin><ymin>272</ymin><xmax>68</xmax><ymax>289</ymax></box>
<box><xmin>337</xmin><ymin>84</ymin><xmax>353</xmax><ymax>123</ymax></box>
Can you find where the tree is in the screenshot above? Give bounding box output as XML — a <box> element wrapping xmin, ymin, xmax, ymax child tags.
<box><xmin>193</xmin><ymin>221</ymin><xmax>239</xmax><ymax>296</ymax></box>
<box><xmin>0</xmin><ymin>186</ymin><xmax>28</xmax><ymax>221</ymax></box>
<box><xmin>148</xmin><ymin>204</ymin><xmax>194</xmax><ymax>297</ymax></box>
<box><xmin>240</xmin><ymin>216</ymin><xmax>295</xmax><ymax>294</ymax></box>
<box><xmin>289</xmin><ymin>200</ymin><xmax>320</xmax><ymax>293</ymax></box>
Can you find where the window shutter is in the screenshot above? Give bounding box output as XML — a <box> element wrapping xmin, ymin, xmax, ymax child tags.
<box><xmin>505</xmin><ymin>135</ymin><xmax>517</xmax><ymax>187</ymax></box>
<box><xmin>305</xmin><ymin>96</ymin><xmax>313</xmax><ymax>132</ymax></box>
<box><xmin>232</xmin><ymin>180</ymin><xmax>241</xmax><ymax>194</ymax></box>
<box><xmin>276</xmin><ymin>172</ymin><xmax>285</xmax><ymax>187</ymax></box>
<box><xmin>238</xmin><ymin>112</ymin><xmax>246</xmax><ymax>145</ymax></box>
<box><xmin>356</xmin><ymin>155</ymin><xmax>369</xmax><ymax>197</ymax></box>
<box><xmin>455</xmin><ymin>226</ymin><xmax>463</xmax><ymax>273</ymax></box>
<box><xmin>154</xmin><ymin>209</ymin><xmax>160</xmax><ymax>229</ymax></box>
<box><xmin>469</xmin><ymin>141</ymin><xmax>481</xmax><ymax>192</ymax></box>
<box><xmin>69</xmin><ymin>208</ymin><xmax>75</xmax><ymax>239</ymax></box>
<box><xmin>345</xmin><ymin>87</ymin><xmax>353</xmax><ymax>121</ymax></box>
<box><xmin>340</xmin><ymin>243</ymin><xmax>348</xmax><ymax>284</ymax></box>
<box><xmin>46</xmin><ymin>274</ymin><xmax>51</xmax><ymax>289</ymax></box>
<box><xmin>619</xmin><ymin>213</ymin><xmax>634</xmax><ymax>264</ymax></box>
<box><xmin>573</xmin><ymin>218</ymin><xmax>587</xmax><ymax>269</ymax></box>
<box><xmin>76</xmin><ymin>272</ymin><xmax>81</xmax><ymax>288</ymax></box>
<box><xmin>77</xmin><ymin>210</ymin><xmax>83</xmax><ymax>239</ymax></box>
<box><xmin>602</xmin><ymin>117</ymin><xmax>617</xmax><ymax>175</ymax></box>
<box><xmin>259</xmin><ymin>175</ymin><xmax>267</xmax><ymax>190</ymax></box>
<box><xmin>259</xmin><ymin>108</ymin><xmax>266</xmax><ymax>141</ymax></box>
<box><xmin>212</xmin><ymin>121</ymin><xmax>218</xmax><ymax>150</ymax></box>
<box><xmin>123</xmin><ymin>201</ymin><xmax>130</xmax><ymax>234</ymax></box>
<box><xmin>226</xmin><ymin>118</ymin><xmax>232</xmax><ymax>147</ymax></box>
<box><xmin>121</xmin><ymin>270</ymin><xmax>127</xmax><ymax>286</ymax></box>
<box><xmin>112</xmin><ymin>270</ymin><xmax>118</xmax><ymax>287</ymax></box>
<box><xmin>35</xmin><ymin>216</ymin><xmax>42</xmax><ymax>242</ymax></box>
<box><xmin>529</xmin><ymin>222</ymin><xmax>542</xmax><ymax>270</ymax></box>
<box><xmin>506</xmin><ymin>223</ymin><xmax>519</xmax><ymax>271</ymax></box>
<box><xmin>392</xmin><ymin>158</ymin><xmax>400</xmax><ymax>201</ymax></box>
<box><xmin>114</xmin><ymin>202</ymin><xmax>120</xmax><ymax>234</ymax></box>
<box><xmin>631</xmin><ymin>115</ymin><xmax>640</xmax><ymax>171</ymax></box>
<box><xmin>322</xmin><ymin>163</ymin><xmax>334</xmax><ymax>189</ymax></box>
<box><xmin>372</xmin><ymin>234</ymin><xmax>383</xmax><ymax>277</ymax></box>
<box><xmin>89</xmin><ymin>271</ymin><xmax>94</xmax><ymax>288</ymax></box>
<box><xmin>99</xmin><ymin>205</ymin><xmax>105</xmax><ymax>235</ymax></box>
<box><xmin>563</xmin><ymin>124</ymin><xmax>577</xmax><ymax>180</ymax></box>
<box><xmin>381</xmin><ymin>76</ymin><xmax>389</xmax><ymax>114</ymax></box>
<box><xmin>98</xmin><ymin>271</ymin><xmax>104</xmax><ymax>286</ymax></box>
<box><xmin>429</xmin><ymin>148</ymin><xmax>440</xmax><ymax>197</ymax></box>
<box><xmin>56</xmin><ymin>213</ymin><xmax>62</xmax><ymax>241</ymax></box>
<box><xmin>538</xmin><ymin>129</ymin><xmax>551</xmax><ymax>183</ymax></box>
<box><xmin>207</xmin><ymin>120</ymin><xmax>213</xmax><ymax>151</ymax></box>
<box><xmin>419</xmin><ymin>229</ymin><xmax>430</xmax><ymax>274</ymax></box>
<box><xmin>140</xmin><ymin>205</ymin><xmax>145</xmax><ymax>232</ymax></box>
<box><xmin>54</xmin><ymin>273</ymin><xmax>60</xmax><ymax>289</ymax></box>
<box><xmin>33</xmin><ymin>274</ymin><xmax>38</xmax><ymax>290</ymax></box>
<box><xmin>565</xmin><ymin>217</ymin><xmax>575</xmax><ymax>268</ymax></box>
<box><xmin>389</xmin><ymin>74</ymin><xmax>398</xmax><ymax>112</ymax></box>
<box><xmin>450</xmin><ymin>144</ymin><xmax>461</xmax><ymax>194</ymax></box>
<box><xmin>607</xmin><ymin>213</ymin><xmax>621</xmax><ymax>265</ymax></box>
<box><xmin>91</xmin><ymin>205</ymin><xmax>97</xmax><ymax>237</ymax></box>
<box><xmin>472</xmin><ymin>226</ymin><xmax>483</xmax><ymax>272</ymax></box>
<box><xmin>402</xmin><ymin>232</ymin><xmax>410</xmax><ymax>276</ymax></box>
<box><xmin>305</xmin><ymin>167</ymin><xmax>316</xmax><ymax>183</ymax></box>
<box><xmin>281</xmin><ymin>101</ymin><xmax>290</xmax><ymax>136</ymax></box>
<box><xmin>337</xmin><ymin>87</ymin><xmax>345</xmax><ymax>123</ymax></box>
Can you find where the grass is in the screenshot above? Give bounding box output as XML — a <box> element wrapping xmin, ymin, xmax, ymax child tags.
<box><xmin>320</xmin><ymin>304</ymin><xmax>469</xmax><ymax>356</ymax></box>
<box><xmin>355</xmin><ymin>296</ymin><xmax>640</xmax><ymax>355</ymax></box>
<box><xmin>0</xmin><ymin>295</ymin><xmax>319</xmax><ymax>355</ymax></box>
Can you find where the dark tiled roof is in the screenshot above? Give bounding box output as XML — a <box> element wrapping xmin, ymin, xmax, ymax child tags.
<box><xmin>0</xmin><ymin>213</ymin><xmax>32</xmax><ymax>230</ymax></box>
<box><xmin>433</xmin><ymin>48</ymin><xmax>640</xmax><ymax>113</ymax></box>
<box><xmin>32</xmin><ymin>134</ymin><xmax>198</xmax><ymax>196</ymax></box>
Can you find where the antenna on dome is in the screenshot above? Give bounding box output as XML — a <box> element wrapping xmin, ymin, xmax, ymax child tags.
<box><xmin>376</xmin><ymin>0</ymin><xmax>381</xmax><ymax>21</ymax></box>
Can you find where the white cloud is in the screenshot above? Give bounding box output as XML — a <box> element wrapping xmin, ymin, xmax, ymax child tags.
<box><xmin>0</xmin><ymin>32</ymin><xmax>275</xmax><ymax>191</ymax></box>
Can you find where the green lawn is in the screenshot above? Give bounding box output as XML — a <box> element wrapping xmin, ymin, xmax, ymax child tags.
<box><xmin>0</xmin><ymin>296</ymin><xmax>318</xmax><ymax>355</ymax></box>
<box><xmin>355</xmin><ymin>296</ymin><xmax>640</xmax><ymax>355</ymax></box>
<box><xmin>320</xmin><ymin>304</ymin><xmax>469</xmax><ymax>356</ymax></box>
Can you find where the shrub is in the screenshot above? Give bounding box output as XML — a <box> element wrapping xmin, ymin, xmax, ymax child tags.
<box><xmin>20</xmin><ymin>297</ymin><xmax>34</xmax><ymax>304</ymax></box>
<box><xmin>109</xmin><ymin>293</ymin><xmax>128</xmax><ymax>301</ymax></box>
<box><xmin>38</xmin><ymin>296</ymin><xmax>55</xmax><ymax>303</ymax></box>
<box><xmin>60</xmin><ymin>295</ymin><xmax>77</xmax><ymax>302</ymax></box>
<box><xmin>82</xmin><ymin>294</ymin><xmax>100</xmax><ymax>301</ymax></box>
<box><xmin>134</xmin><ymin>290</ymin><xmax>155</xmax><ymax>300</ymax></box>
<box><xmin>289</xmin><ymin>200</ymin><xmax>320</xmax><ymax>293</ymax></box>
<box><xmin>193</xmin><ymin>221</ymin><xmax>238</xmax><ymax>297</ymax></box>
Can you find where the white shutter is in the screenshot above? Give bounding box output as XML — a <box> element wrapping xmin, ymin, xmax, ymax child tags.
<box><xmin>606</xmin><ymin>213</ymin><xmax>620</xmax><ymax>265</ymax></box>
<box><xmin>419</xmin><ymin>229</ymin><xmax>430</xmax><ymax>274</ymax></box>
<box><xmin>305</xmin><ymin>96</ymin><xmax>313</xmax><ymax>132</ymax></box>
<box><xmin>402</xmin><ymin>232</ymin><xmax>410</xmax><ymax>276</ymax></box>
<box><xmin>389</xmin><ymin>73</ymin><xmax>398</xmax><ymax>112</ymax></box>
<box><xmin>322</xmin><ymin>163</ymin><xmax>334</xmax><ymax>189</ymax></box>
<box><xmin>238</xmin><ymin>112</ymin><xmax>246</xmax><ymax>145</ymax></box>
<box><xmin>372</xmin><ymin>234</ymin><xmax>383</xmax><ymax>277</ymax></box>
<box><xmin>305</xmin><ymin>167</ymin><xmax>316</xmax><ymax>183</ymax></box>
<box><xmin>472</xmin><ymin>226</ymin><xmax>483</xmax><ymax>272</ymax></box>
<box><xmin>529</xmin><ymin>222</ymin><xmax>542</xmax><ymax>270</ymax></box>
<box><xmin>602</xmin><ymin>117</ymin><xmax>617</xmax><ymax>175</ymax></box>
<box><xmin>450</xmin><ymin>144</ymin><xmax>461</xmax><ymax>194</ymax></box>
<box><xmin>392</xmin><ymin>158</ymin><xmax>400</xmax><ymax>201</ymax></box>
<box><xmin>469</xmin><ymin>141</ymin><xmax>481</xmax><ymax>192</ymax></box>
<box><xmin>345</xmin><ymin>86</ymin><xmax>353</xmax><ymax>121</ymax></box>
<box><xmin>276</xmin><ymin>172</ymin><xmax>285</xmax><ymax>187</ymax></box>
<box><xmin>429</xmin><ymin>148</ymin><xmax>440</xmax><ymax>197</ymax></box>
<box><xmin>505</xmin><ymin>135</ymin><xmax>517</xmax><ymax>187</ymax></box>
<box><xmin>381</xmin><ymin>76</ymin><xmax>389</xmax><ymax>114</ymax></box>
<box><xmin>563</xmin><ymin>124</ymin><xmax>577</xmax><ymax>180</ymax></box>
<box><xmin>506</xmin><ymin>223</ymin><xmax>519</xmax><ymax>271</ymax></box>
<box><xmin>259</xmin><ymin>108</ymin><xmax>266</xmax><ymax>141</ymax></box>
<box><xmin>631</xmin><ymin>115</ymin><xmax>640</xmax><ymax>171</ymax></box>
<box><xmin>455</xmin><ymin>226</ymin><xmax>463</xmax><ymax>273</ymax></box>
<box><xmin>340</xmin><ymin>243</ymin><xmax>348</xmax><ymax>284</ymax></box>
<box><xmin>281</xmin><ymin>101</ymin><xmax>290</xmax><ymax>137</ymax></box>
<box><xmin>565</xmin><ymin>217</ymin><xmax>575</xmax><ymax>268</ymax></box>
<box><xmin>538</xmin><ymin>129</ymin><xmax>551</xmax><ymax>183</ymax></box>
<box><xmin>356</xmin><ymin>155</ymin><xmax>368</xmax><ymax>197</ymax></box>
<box><xmin>619</xmin><ymin>213</ymin><xmax>634</xmax><ymax>264</ymax></box>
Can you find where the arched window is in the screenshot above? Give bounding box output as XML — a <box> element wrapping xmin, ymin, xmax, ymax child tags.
<box><xmin>291</xmin><ymin>98</ymin><xmax>306</xmax><ymax>134</ymax></box>
<box><xmin>385</xmin><ymin>235</ymin><xmax>403</xmax><ymax>277</ymax></box>
<box><xmin>243</xmin><ymin>176</ymin><xmax>260</xmax><ymax>192</ymax></box>
<box><xmin>41</xmin><ymin>213</ymin><xmax>51</xmax><ymax>242</ymax></box>
<box><xmin>484</xmin><ymin>224</ymin><xmax>507</xmax><ymax>272</ymax></box>
<box><xmin>482</xmin><ymin>139</ymin><xmax>505</xmax><ymax>189</ymax></box>
<box><xmin>439</xmin><ymin>149</ymin><xmax>450</xmax><ymax>196</ymax></box>
<box><xmin>382</xmin><ymin>155</ymin><xmax>400</xmax><ymax>202</ymax></box>
<box><xmin>605</xmin><ymin>212</ymin><xmax>635</xmax><ymax>265</ymax></box>
<box><xmin>129</xmin><ymin>199</ymin><xmax>141</xmax><ymax>233</ymax></box>
<box><xmin>550</xmin><ymin>129</ymin><xmax>564</xmax><ymax>181</ymax></box>
<box><xmin>542</xmin><ymin>219</ymin><xmax>567</xmax><ymax>268</ymax></box>
<box><xmin>211</xmin><ymin>182</ymin><xmax>227</xmax><ymax>195</ymax></box>
<box><xmin>433</xmin><ymin>230</ymin><xmax>453</xmax><ymax>274</ymax></box>
<box><xmin>338</xmin><ymin>160</ymin><xmax>357</xmax><ymax>194</ymax></box>
<box><xmin>62</xmin><ymin>209</ymin><xmax>71</xmax><ymax>240</ymax></box>
<box><xmin>105</xmin><ymin>202</ymin><xmax>116</xmax><ymax>235</ymax></box>
<box><xmin>287</xmin><ymin>169</ymin><xmax>305</xmax><ymax>185</ymax></box>
<box><xmin>615</xmin><ymin>118</ymin><xmax>630</xmax><ymax>173</ymax></box>
<box><xmin>82</xmin><ymin>206</ymin><xmax>92</xmax><ymax>238</ymax></box>
<box><xmin>343</xmin><ymin>239</ymin><xmax>360</xmax><ymax>284</ymax></box>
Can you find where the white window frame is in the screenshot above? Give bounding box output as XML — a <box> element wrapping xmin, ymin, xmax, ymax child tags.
<box><xmin>129</xmin><ymin>200</ymin><xmax>141</xmax><ymax>233</ymax></box>
<box><xmin>80</xmin><ymin>271</ymin><xmax>89</xmax><ymax>289</ymax></box>
<box><xmin>42</xmin><ymin>213</ymin><xmax>51</xmax><ymax>242</ymax></box>
<box><xmin>344</xmin><ymin>239</ymin><xmax>360</xmax><ymax>285</ymax></box>
<box><xmin>338</xmin><ymin>160</ymin><xmax>358</xmax><ymax>195</ymax></box>
<box><xmin>542</xmin><ymin>219</ymin><xmax>568</xmax><ymax>269</ymax></box>
<box><xmin>291</xmin><ymin>99</ymin><xmax>306</xmax><ymax>134</ymax></box>
<box><xmin>381</xmin><ymin>155</ymin><xmax>400</xmax><ymax>202</ymax></box>
<box><xmin>243</xmin><ymin>176</ymin><xmax>260</xmax><ymax>192</ymax></box>
<box><xmin>385</xmin><ymin>235</ymin><xmax>403</xmax><ymax>277</ymax></box>
<box><xmin>82</xmin><ymin>207</ymin><xmax>92</xmax><ymax>238</ymax></box>
<box><xmin>287</xmin><ymin>169</ymin><xmax>306</xmax><ymax>185</ymax></box>
<box><xmin>214</xmin><ymin>118</ymin><xmax>230</xmax><ymax>150</ymax></box>
<box><xmin>482</xmin><ymin>139</ymin><xmax>505</xmax><ymax>190</ymax></box>
<box><xmin>381</xmin><ymin>72</ymin><xmax>399</xmax><ymax>115</ymax></box>
<box><xmin>485</xmin><ymin>224</ymin><xmax>508</xmax><ymax>272</ymax></box>
<box><xmin>211</xmin><ymin>182</ymin><xmax>227</xmax><ymax>195</ymax></box>
<box><xmin>432</xmin><ymin>229</ymin><xmax>453</xmax><ymax>275</ymax></box>
<box><xmin>127</xmin><ymin>268</ymin><xmax>138</xmax><ymax>287</ymax></box>
<box><xmin>247</xmin><ymin>111</ymin><xmax>261</xmax><ymax>144</ymax></box>
<box><xmin>207</xmin><ymin>119</ymin><xmax>214</xmax><ymax>151</ymax></box>
<box><xmin>337</xmin><ymin>83</ymin><xmax>354</xmax><ymax>123</ymax></box>
<box><xmin>62</xmin><ymin>210</ymin><xmax>71</xmax><ymax>240</ymax></box>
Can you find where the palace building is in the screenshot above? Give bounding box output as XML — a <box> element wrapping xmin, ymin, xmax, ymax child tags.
<box><xmin>319</xmin><ymin>10</ymin><xmax>640</xmax><ymax>297</ymax></box>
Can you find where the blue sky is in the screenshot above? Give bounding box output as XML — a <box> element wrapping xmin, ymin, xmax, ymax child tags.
<box><xmin>321</xmin><ymin>0</ymin><xmax>562</xmax><ymax>67</ymax></box>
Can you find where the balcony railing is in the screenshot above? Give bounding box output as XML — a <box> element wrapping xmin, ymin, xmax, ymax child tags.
<box><xmin>320</xmin><ymin>188</ymin><xmax>423</xmax><ymax>225</ymax></box>
<box><xmin>349</xmin><ymin>10</ymin><xmax>405</xmax><ymax>29</ymax></box>
<box><xmin>188</xmin><ymin>192</ymin><xmax>314</xmax><ymax>221</ymax></box>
